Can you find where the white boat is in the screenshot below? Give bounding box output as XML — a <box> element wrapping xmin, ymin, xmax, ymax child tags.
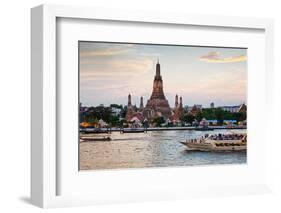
<box><xmin>180</xmin><ymin>133</ymin><xmax>247</xmax><ymax>152</ymax></box>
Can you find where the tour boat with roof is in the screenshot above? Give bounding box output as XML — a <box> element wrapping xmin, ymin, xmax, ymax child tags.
<box><xmin>180</xmin><ymin>132</ymin><xmax>247</xmax><ymax>152</ymax></box>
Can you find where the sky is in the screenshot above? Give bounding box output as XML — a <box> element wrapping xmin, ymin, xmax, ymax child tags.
<box><xmin>79</xmin><ymin>41</ymin><xmax>247</xmax><ymax>108</ymax></box>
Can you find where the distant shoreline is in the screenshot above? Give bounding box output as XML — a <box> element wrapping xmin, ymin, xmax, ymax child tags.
<box><xmin>80</xmin><ymin>126</ymin><xmax>247</xmax><ymax>133</ymax></box>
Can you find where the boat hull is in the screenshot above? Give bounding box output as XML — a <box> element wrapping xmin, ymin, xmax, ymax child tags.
<box><xmin>80</xmin><ymin>137</ymin><xmax>111</xmax><ymax>142</ymax></box>
<box><xmin>121</xmin><ymin>128</ymin><xmax>145</xmax><ymax>133</ymax></box>
<box><xmin>181</xmin><ymin>141</ymin><xmax>246</xmax><ymax>152</ymax></box>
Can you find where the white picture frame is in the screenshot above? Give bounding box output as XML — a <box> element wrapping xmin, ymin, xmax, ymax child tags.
<box><xmin>31</xmin><ymin>4</ymin><xmax>274</xmax><ymax>208</ymax></box>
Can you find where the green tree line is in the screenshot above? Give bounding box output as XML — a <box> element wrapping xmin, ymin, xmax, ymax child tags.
<box><xmin>182</xmin><ymin>108</ymin><xmax>246</xmax><ymax>125</ymax></box>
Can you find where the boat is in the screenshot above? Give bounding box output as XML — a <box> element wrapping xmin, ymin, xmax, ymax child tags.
<box><xmin>80</xmin><ymin>136</ymin><xmax>111</xmax><ymax>142</ymax></box>
<box><xmin>80</xmin><ymin>128</ymin><xmax>110</xmax><ymax>134</ymax></box>
<box><xmin>121</xmin><ymin>128</ymin><xmax>146</xmax><ymax>133</ymax></box>
<box><xmin>194</xmin><ymin>127</ymin><xmax>214</xmax><ymax>131</ymax></box>
<box><xmin>180</xmin><ymin>133</ymin><xmax>247</xmax><ymax>152</ymax></box>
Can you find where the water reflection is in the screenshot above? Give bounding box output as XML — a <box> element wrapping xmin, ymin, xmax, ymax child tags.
<box><xmin>80</xmin><ymin>129</ymin><xmax>247</xmax><ymax>170</ymax></box>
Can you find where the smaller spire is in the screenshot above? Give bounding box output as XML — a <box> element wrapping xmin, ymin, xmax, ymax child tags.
<box><xmin>128</xmin><ymin>94</ymin><xmax>132</xmax><ymax>106</ymax></box>
<box><xmin>140</xmin><ymin>96</ymin><xmax>144</xmax><ymax>109</ymax></box>
<box><xmin>175</xmin><ymin>94</ymin><xmax>179</xmax><ymax>108</ymax></box>
<box><xmin>179</xmin><ymin>96</ymin><xmax>183</xmax><ymax>108</ymax></box>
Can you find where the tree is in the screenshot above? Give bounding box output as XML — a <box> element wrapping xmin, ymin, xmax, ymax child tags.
<box><xmin>110</xmin><ymin>104</ymin><xmax>122</xmax><ymax>109</ymax></box>
<box><xmin>109</xmin><ymin>115</ymin><xmax>120</xmax><ymax>126</ymax></box>
<box><xmin>233</xmin><ymin>112</ymin><xmax>246</xmax><ymax>122</ymax></box>
<box><xmin>195</xmin><ymin>111</ymin><xmax>203</xmax><ymax>122</ymax></box>
<box><xmin>201</xmin><ymin>108</ymin><xmax>215</xmax><ymax>120</ymax></box>
<box><xmin>214</xmin><ymin>108</ymin><xmax>225</xmax><ymax>125</ymax></box>
<box><xmin>152</xmin><ymin>116</ymin><xmax>165</xmax><ymax>127</ymax></box>
<box><xmin>120</xmin><ymin>106</ymin><xmax>127</xmax><ymax>118</ymax></box>
<box><xmin>84</xmin><ymin>114</ymin><xmax>98</xmax><ymax>123</ymax></box>
<box><xmin>183</xmin><ymin>113</ymin><xmax>195</xmax><ymax>124</ymax></box>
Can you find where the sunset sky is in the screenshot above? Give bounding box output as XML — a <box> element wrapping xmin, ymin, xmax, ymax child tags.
<box><xmin>79</xmin><ymin>42</ymin><xmax>247</xmax><ymax>108</ymax></box>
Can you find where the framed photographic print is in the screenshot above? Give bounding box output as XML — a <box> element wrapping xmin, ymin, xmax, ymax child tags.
<box><xmin>31</xmin><ymin>4</ymin><xmax>274</xmax><ymax>208</ymax></box>
<box><xmin>78</xmin><ymin>41</ymin><xmax>248</xmax><ymax>170</ymax></box>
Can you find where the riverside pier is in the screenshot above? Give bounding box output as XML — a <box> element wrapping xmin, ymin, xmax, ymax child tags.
<box><xmin>80</xmin><ymin>126</ymin><xmax>246</xmax><ymax>134</ymax></box>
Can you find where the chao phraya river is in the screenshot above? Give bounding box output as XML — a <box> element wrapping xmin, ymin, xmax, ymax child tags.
<box><xmin>80</xmin><ymin>129</ymin><xmax>246</xmax><ymax>170</ymax></box>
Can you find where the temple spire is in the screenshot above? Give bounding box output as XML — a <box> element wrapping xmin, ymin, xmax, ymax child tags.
<box><xmin>140</xmin><ymin>96</ymin><xmax>144</xmax><ymax>109</ymax></box>
<box><xmin>126</xmin><ymin>94</ymin><xmax>134</xmax><ymax>121</ymax></box>
<box><xmin>179</xmin><ymin>96</ymin><xmax>183</xmax><ymax>108</ymax></box>
<box><xmin>144</xmin><ymin>60</ymin><xmax>171</xmax><ymax>119</ymax></box>
<box><xmin>175</xmin><ymin>94</ymin><xmax>179</xmax><ymax>108</ymax></box>
<box><xmin>156</xmin><ymin>60</ymin><xmax>160</xmax><ymax>76</ymax></box>
<box><xmin>150</xmin><ymin>60</ymin><xmax>165</xmax><ymax>99</ymax></box>
<box><xmin>128</xmin><ymin>94</ymin><xmax>132</xmax><ymax>106</ymax></box>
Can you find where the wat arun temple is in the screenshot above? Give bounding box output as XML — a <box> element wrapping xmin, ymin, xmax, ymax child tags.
<box><xmin>126</xmin><ymin>61</ymin><xmax>183</xmax><ymax>123</ymax></box>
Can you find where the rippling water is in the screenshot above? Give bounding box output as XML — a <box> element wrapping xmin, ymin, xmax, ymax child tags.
<box><xmin>79</xmin><ymin>129</ymin><xmax>247</xmax><ymax>170</ymax></box>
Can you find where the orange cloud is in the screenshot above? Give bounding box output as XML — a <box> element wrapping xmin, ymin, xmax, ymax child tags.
<box><xmin>80</xmin><ymin>58</ymin><xmax>154</xmax><ymax>79</ymax></box>
<box><xmin>80</xmin><ymin>49</ymin><xmax>129</xmax><ymax>57</ymax></box>
<box><xmin>200</xmin><ymin>51</ymin><xmax>247</xmax><ymax>63</ymax></box>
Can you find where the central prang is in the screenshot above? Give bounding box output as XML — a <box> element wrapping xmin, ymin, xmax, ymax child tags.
<box><xmin>125</xmin><ymin>60</ymin><xmax>183</xmax><ymax>124</ymax></box>
<box><xmin>143</xmin><ymin>61</ymin><xmax>171</xmax><ymax>120</ymax></box>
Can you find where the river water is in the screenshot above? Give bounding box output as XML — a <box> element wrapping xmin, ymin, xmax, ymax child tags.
<box><xmin>79</xmin><ymin>129</ymin><xmax>247</xmax><ymax>170</ymax></box>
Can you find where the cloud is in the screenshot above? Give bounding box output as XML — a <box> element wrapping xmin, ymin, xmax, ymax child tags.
<box><xmin>80</xmin><ymin>49</ymin><xmax>129</xmax><ymax>57</ymax></box>
<box><xmin>80</xmin><ymin>43</ymin><xmax>135</xmax><ymax>57</ymax></box>
<box><xmin>138</xmin><ymin>52</ymin><xmax>160</xmax><ymax>57</ymax></box>
<box><xmin>199</xmin><ymin>51</ymin><xmax>247</xmax><ymax>63</ymax></box>
<box><xmin>80</xmin><ymin>58</ymin><xmax>154</xmax><ymax>80</ymax></box>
